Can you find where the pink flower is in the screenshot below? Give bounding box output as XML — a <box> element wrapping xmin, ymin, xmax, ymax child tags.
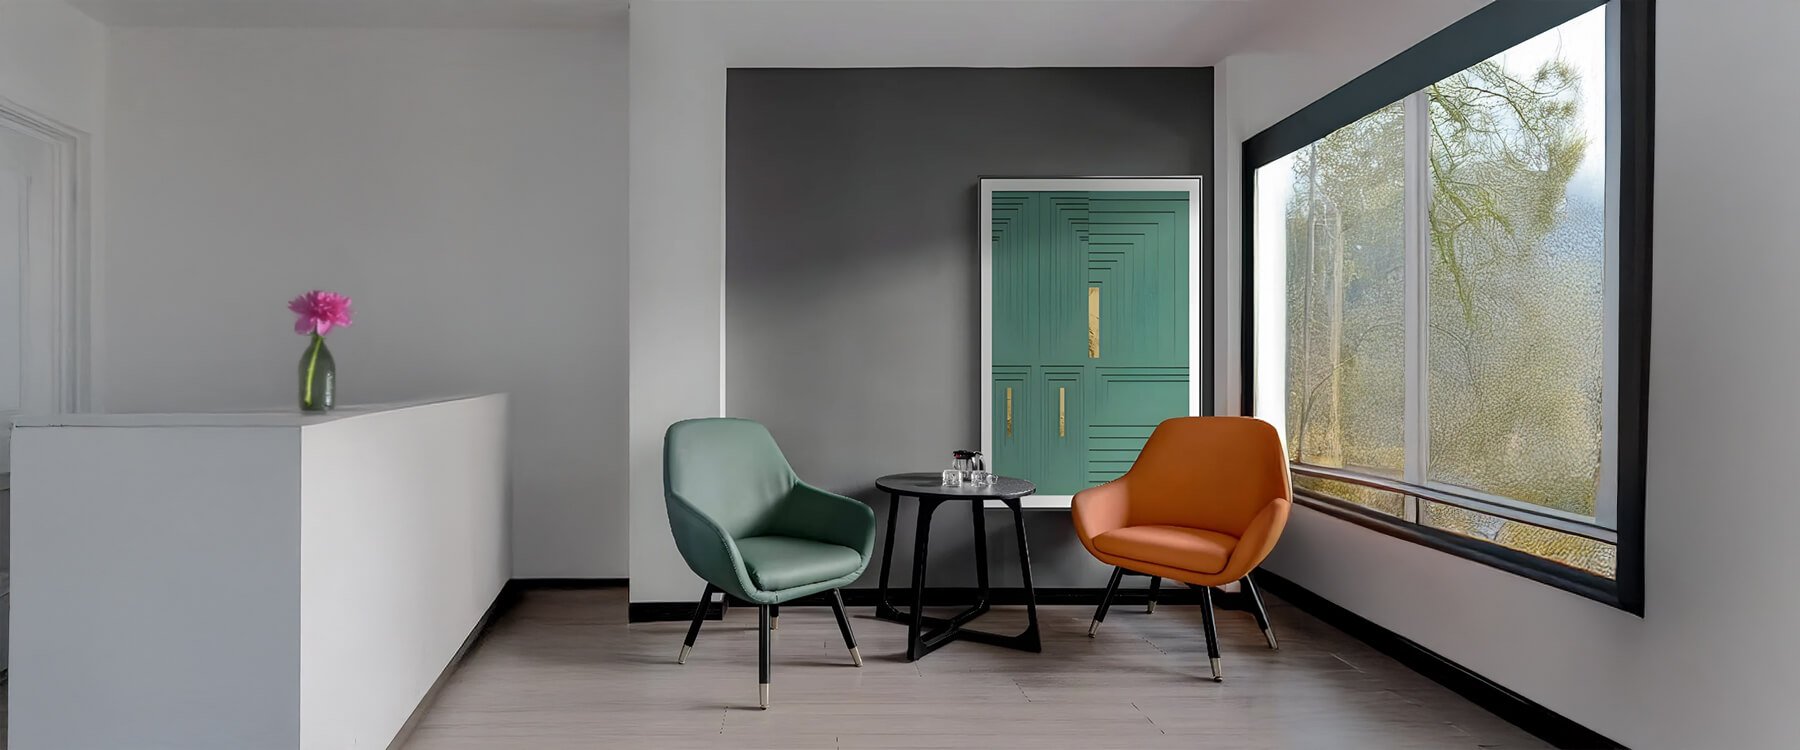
<box><xmin>289</xmin><ymin>290</ymin><xmax>354</xmax><ymax>336</ymax></box>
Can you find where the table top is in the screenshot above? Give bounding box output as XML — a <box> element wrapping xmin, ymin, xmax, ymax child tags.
<box><xmin>875</xmin><ymin>472</ymin><xmax>1037</xmax><ymax>501</ymax></box>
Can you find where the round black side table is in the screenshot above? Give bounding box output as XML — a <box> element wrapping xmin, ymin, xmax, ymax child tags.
<box><xmin>872</xmin><ymin>472</ymin><xmax>1040</xmax><ymax>661</ymax></box>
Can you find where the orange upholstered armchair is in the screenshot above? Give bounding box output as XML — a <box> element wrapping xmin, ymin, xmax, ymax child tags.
<box><xmin>1072</xmin><ymin>416</ymin><xmax>1292</xmax><ymax>681</ymax></box>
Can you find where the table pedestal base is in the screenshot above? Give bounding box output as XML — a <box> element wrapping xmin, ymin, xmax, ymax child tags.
<box><xmin>874</xmin><ymin>494</ymin><xmax>1041</xmax><ymax>661</ymax></box>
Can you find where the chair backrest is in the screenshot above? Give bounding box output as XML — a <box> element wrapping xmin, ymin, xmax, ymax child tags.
<box><xmin>664</xmin><ymin>418</ymin><xmax>799</xmax><ymax>539</ymax></box>
<box><xmin>1123</xmin><ymin>416</ymin><xmax>1291</xmax><ymax>536</ymax></box>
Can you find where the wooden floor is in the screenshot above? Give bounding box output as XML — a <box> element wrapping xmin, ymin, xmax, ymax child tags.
<box><xmin>402</xmin><ymin>588</ymin><xmax>1548</xmax><ymax>750</ymax></box>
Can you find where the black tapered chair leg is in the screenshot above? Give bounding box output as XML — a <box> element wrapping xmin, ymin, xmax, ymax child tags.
<box><xmin>758</xmin><ymin>605</ymin><xmax>772</xmax><ymax>709</ymax></box>
<box><xmin>1146</xmin><ymin>576</ymin><xmax>1162</xmax><ymax>614</ymax></box>
<box><xmin>1241</xmin><ymin>573</ymin><xmax>1278</xmax><ymax>650</ymax></box>
<box><xmin>827</xmin><ymin>589</ymin><xmax>862</xmax><ymax>667</ymax></box>
<box><xmin>1199</xmin><ymin>586</ymin><xmax>1223</xmax><ymax>681</ymax></box>
<box><xmin>678</xmin><ymin>582</ymin><xmax>717</xmax><ymax>664</ymax></box>
<box><xmin>770</xmin><ymin>604</ymin><xmax>780</xmax><ymax>631</ymax></box>
<box><xmin>1089</xmin><ymin>566</ymin><xmax>1126</xmax><ymax>637</ymax></box>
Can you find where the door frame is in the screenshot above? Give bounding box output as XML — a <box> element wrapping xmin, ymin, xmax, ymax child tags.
<box><xmin>1</xmin><ymin>96</ymin><xmax>91</xmax><ymax>422</ymax></box>
<box><xmin>978</xmin><ymin>177</ymin><xmax>1203</xmax><ymax>508</ymax></box>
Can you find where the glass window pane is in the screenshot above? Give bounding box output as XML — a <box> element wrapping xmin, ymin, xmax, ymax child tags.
<box><xmin>1293</xmin><ymin>476</ymin><xmax>1405</xmax><ymax>518</ymax></box>
<box><xmin>1277</xmin><ymin>102</ymin><xmax>1407</xmax><ymax>478</ymax></box>
<box><xmin>1421</xmin><ymin>501</ymin><xmax>1617</xmax><ymax>578</ymax></box>
<box><xmin>1425</xmin><ymin>7</ymin><xmax>1609</xmax><ymax>516</ymax></box>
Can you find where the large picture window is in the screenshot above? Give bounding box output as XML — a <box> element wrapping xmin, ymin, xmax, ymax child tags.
<box><xmin>1246</xmin><ymin>0</ymin><xmax>1649</xmax><ymax>611</ymax></box>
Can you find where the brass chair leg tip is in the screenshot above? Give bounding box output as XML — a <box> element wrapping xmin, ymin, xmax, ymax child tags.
<box><xmin>1210</xmin><ymin>657</ymin><xmax>1223</xmax><ymax>682</ymax></box>
<box><xmin>1087</xmin><ymin>621</ymin><xmax>1100</xmax><ymax>638</ymax></box>
<box><xmin>1265</xmin><ymin>630</ymin><xmax>1280</xmax><ymax>650</ymax></box>
<box><xmin>850</xmin><ymin>647</ymin><xmax>864</xmax><ymax>667</ymax></box>
<box><xmin>771</xmin><ymin>616</ymin><xmax>779</xmax><ymax>631</ymax></box>
<box><xmin>759</xmin><ymin>684</ymin><xmax>770</xmax><ymax>709</ymax></box>
<box><xmin>1146</xmin><ymin>601</ymin><xmax>1157</xmax><ymax>614</ymax></box>
<box><xmin>677</xmin><ymin>644</ymin><xmax>691</xmax><ymax>665</ymax></box>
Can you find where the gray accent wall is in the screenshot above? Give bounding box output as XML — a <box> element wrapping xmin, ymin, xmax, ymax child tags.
<box><xmin>726</xmin><ymin>68</ymin><xmax>1213</xmax><ymax>589</ymax></box>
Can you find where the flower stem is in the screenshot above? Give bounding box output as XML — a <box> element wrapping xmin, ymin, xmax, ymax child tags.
<box><xmin>304</xmin><ymin>333</ymin><xmax>324</xmax><ymax>407</ymax></box>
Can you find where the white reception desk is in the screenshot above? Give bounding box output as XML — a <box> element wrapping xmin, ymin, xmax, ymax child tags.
<box><xmin>8</xmin><ymin>394</ymin><xmax>510</xmax><ymax>749</ymax></box>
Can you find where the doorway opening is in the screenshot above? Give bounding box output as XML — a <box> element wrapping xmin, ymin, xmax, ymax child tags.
<box><xmin>0</xmin><ymin>96</ymin><xmax>90</xmax><ymax>673</ymax></box>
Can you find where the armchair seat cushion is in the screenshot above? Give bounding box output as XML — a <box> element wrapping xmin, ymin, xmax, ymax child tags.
<box><xmin>1093</xmin><ymin>525</ymin><xmax>1236</xmax><ymax>576</ymax></box>
<box><xmin>736</xmin><ymin>535</ymin><xmax>865</xmax><ymax>593</ymax></box>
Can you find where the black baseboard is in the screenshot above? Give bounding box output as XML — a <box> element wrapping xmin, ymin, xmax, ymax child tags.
<box><xmin>629</xmin><ymin>599</ymin><xmax>728</xmax><ymax>623</ymax></box>
<box><xmin>512</xmin><ymin>577</ymin><xmax>629</xmax><ymax>589</ymax></box>
<box><xmin>1252</xmin><ymin>570</ymin><xmax>1624</xmax><ymax>750</ymax></box>
<box><xmin>512</xmin><ymin>578</ymin><xmax>723</xmax><ymax>624</ymax></box>
<box><xmin>836</xmin><ymin>584</ymin><xmax>1244</xmax><ymax>609</ymax></box>
<box><xmin>627</xmin><ymin>579</ymin><xmax>1251</xmax><ymax>622</ymax></box>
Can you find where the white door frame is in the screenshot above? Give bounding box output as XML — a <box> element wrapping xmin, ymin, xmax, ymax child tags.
<box><xmin>1</xmin><ymin>96</ymin><xmax>91</xmax><ymax>424</ymax></box>
<box><xmin>979</xmin><ymin>177</ymin><xmax>1203</xmax><ymax>509</ymax></box>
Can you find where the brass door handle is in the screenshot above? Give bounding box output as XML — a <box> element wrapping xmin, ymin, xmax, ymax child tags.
<box><xmin>1005</xmin><ymin>387</ymin><xmax>1013</xmax><ymax>437</ymax></box>
<box><xmin>1058</xmin><ymin>387</ymin><xmax>1066</xmax><ymax>438</ymax></box>
<box><xmin>1088</xmin><ymin>286</ymin><xmax>1100</xmax><ymax>359</ymax></box>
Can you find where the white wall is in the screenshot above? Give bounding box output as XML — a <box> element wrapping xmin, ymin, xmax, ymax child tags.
<box><xmin>102</xmin><ymin>23</ymin><xmax>630</xmax><ymax>577</ymax></box>
<box><xmin>1222</xmin><ymin>0</ymin><xmax>1800</xmax><ymax>746</ymax></box>
<box><xmin>626</xmin><ymin>1</ymin><xmax>727</xmax><ymax>604</ymax></box>
<box><xmin>0</xmin><ymin>0</ymin><xmax>106</xmax><ymax>133</ymax></box>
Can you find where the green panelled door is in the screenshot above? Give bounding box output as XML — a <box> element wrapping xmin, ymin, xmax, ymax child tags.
<box><xmin>991</xmin><ymin>190</ymin><xmax>1190</xmax><ymax>495</ymax></box>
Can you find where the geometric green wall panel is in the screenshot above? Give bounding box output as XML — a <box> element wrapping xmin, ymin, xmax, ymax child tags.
<box><xmin>990</xmin><ymin>188</ymin><xmax>1191</xmax><ymax>496</ymax></box>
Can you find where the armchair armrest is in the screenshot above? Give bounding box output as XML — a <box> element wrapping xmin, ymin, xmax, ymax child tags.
<box><xmin>665</xmin><ymin>493</ymin><xmax>761</xmax><ymax>600</ymax></box>
<box><xmin>766</xmin><ymin>482</ymin><xmax>878</xmax><ymax>558</ymax></box>
<box><xmin>1072</xmin><ymin>479</ymin><xmax>1131</xmax><ymax>547</ymax></box>
<box><xmin>1216</xmin><ymin>496</ymin><xmax>1291</xmax><ymax>583</ymax></box>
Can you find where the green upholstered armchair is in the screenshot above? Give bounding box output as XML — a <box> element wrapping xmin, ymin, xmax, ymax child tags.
<box><xmin>663</xmin><ymin>418</ymin><xmax>877</xmax><ymax>709</ymax></box>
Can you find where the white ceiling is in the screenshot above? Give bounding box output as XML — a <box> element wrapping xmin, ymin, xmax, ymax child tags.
<box><xmin>61</xmin><ymin>0</ymin><xmax>1283</xmax><ymax>67</ymax></box>
<box><xmin>679</xmin><ymin>0</ymin><xmax>1278</xmax><ymax>68</ymax></box>
<box><xmin>62</xmin><ymin>0</ymin><xmax>630</xmax><ymax>29</ymax></box>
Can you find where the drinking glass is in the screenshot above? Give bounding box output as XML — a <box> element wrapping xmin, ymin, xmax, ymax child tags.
<box><xmin>970</xmin><ymin>470</ymin><xmax>993</xmax><ymax>486</ymax></box>
<box><xmin>941</xmin><ymin>469</ymin><xmax>963</xmax><ymax>487</ymax></box>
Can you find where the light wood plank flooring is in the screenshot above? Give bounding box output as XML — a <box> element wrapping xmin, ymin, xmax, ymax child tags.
<box><xmin>403</xmin><ymin>588</ymin><xmax>1548</xmax><ymax>749</ymax></box>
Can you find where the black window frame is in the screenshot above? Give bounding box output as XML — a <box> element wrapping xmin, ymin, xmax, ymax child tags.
<box><xmin>1241</xmin><ymin>0</ymin><xmax>1651</xmax><ymax>614</ymax></box>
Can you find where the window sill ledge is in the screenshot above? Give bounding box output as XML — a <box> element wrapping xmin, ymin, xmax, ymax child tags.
<box><xmin>1292</xmin><ymin>492</ymin><xmax>1639</xmax><ymax>615</ymax></box>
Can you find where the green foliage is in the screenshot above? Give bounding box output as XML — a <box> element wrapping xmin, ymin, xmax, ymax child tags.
<box><xmin>1428</xmin><ymin>59</ymin><xmax>1589</xmax><ymax>323</ymax></box>
<box><xmin>1284</xmin><ymin>102</ymin><xmax>1406</xmax><ymax>473</ymax></box>
<box><xmin>1284</xmin><ymin>50</ymin><xmax>1604</xmax><ymax>518</ymax></box>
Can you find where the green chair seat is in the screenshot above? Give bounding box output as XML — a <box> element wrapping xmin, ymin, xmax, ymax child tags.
<box><xmin>737</xmin><ymin>536</ymin><xmax>864</xmax><ymax>592</ymax></box>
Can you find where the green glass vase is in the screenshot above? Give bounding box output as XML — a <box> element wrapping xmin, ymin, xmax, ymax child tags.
<box><xmin>299</xmin><ymin>334</ymin><xmax>336</xmax><ymax>412</ymax></box>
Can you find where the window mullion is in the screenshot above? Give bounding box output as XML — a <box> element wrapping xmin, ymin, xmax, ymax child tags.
<box><xmin>1594</xmin><ymin>0</ymin><xmax>1623</xmax><ymax>530</ymax></box>
<box><xmin>1401</xmin><ymin>90</ymin><xmax>1431</xmax><ymax>524</ymax></box>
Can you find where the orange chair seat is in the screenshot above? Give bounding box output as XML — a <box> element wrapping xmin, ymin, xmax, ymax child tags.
<box><xmin>1092</xmin><ymin>525</ymin><xmax>1237</xmax><ymax>576</ymax></box>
